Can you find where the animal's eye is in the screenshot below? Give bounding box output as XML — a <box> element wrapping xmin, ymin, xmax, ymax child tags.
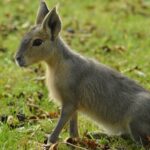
<box><xmin>32</xmin><ymin>39</ymin><xmax>43</xmax><ymax>46</ymax></box>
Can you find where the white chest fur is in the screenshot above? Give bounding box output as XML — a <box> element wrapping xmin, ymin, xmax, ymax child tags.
<box><xmin>46</xmin><ymin>67</ymin><xmax>61</xmax><ymax>103</ymax></box>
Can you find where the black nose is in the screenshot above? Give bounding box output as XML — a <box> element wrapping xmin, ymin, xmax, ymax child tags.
<box><xmin>15</xmin><ymin>55</ymin><xmax>26</xmax><ymax>67</ymax></box>
<box><xmin>16</xmin><ymin>55</ymin><xmax>23</xmax><ymax>62</ymax></box>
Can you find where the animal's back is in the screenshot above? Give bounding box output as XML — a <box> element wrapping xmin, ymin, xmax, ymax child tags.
<box><xmin>74</xmin><ymin>58</ymin><xmax>147</xmax><ymax>133</ymax></box>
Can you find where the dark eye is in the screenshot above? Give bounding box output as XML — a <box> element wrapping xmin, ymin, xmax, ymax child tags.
<box><xmin>32</xmin><ymin>39</ymin><xmax>43</xmax><ymax>46</ymax></box>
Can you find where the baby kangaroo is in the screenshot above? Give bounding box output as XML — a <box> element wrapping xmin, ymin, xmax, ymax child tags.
<box><xmin>15</xmin><ymin>0</ymin><xmax>150</xmax><ymax>147</ymax></box>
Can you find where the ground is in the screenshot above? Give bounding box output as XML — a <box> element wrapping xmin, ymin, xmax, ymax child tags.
<box><xmin>0</xmin><ymin>0</ymin><xmax>150</xmax><ymax>149</ymax></box>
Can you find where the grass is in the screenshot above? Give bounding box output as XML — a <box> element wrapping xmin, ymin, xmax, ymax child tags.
<box><xmin>0</xmin><ymin>0</ymin><xmax>150</xmax><ymax>149</ymax></box>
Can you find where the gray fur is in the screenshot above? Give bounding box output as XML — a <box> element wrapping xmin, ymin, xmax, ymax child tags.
<box><xmin>15</xmin><ymin>1</ymin><xmax>150</xmax><ymax>147</ymax></box>
<box><xmin>36</xmin><ymin>0</ymin><xmax>49</xmax><ymax>24</ymax></box>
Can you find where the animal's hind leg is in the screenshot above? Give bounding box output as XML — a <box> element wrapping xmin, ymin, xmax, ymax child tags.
<box><xmin>129</xmin><ymin>120</ymin><xmax>150</xmax><ymax>146</ymax></box>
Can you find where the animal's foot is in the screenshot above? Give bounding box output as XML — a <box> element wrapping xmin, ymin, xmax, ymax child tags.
<box><xmin>43</xmin><ymin>143</ymin><xmax>58</xmax><ymax>150</ymax></box>
<box><xmin>43</xmin><ymin>134</ymin><xmax>58</xmax><ymax>150</ymax></box>
<box><xmin>43</xmin><ymin>143</ymin><xmax>51</xmax><ymax>150</ymax></box>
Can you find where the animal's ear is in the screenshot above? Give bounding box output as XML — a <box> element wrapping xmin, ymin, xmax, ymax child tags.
<box><xmin>36</xmin><ymin>0</ymin><xmax>49</xmax><ymax>25</ymax></box>
<box><xmin>42</xmin><ymin>7</ymin><xmax>61</xmax><ymax>41</ymax></box>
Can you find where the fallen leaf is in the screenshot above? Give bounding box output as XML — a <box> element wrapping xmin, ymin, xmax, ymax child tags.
<box><xmin>0</xmin><ymin>114</ymin><xmax>8</xmax><ymax>123</ymax></box>
<box><xmin>16</xmin><ymin>112</ymin><xmax>26</xmax><ymax>122</ymax></box>
<box><xmin>113</xmin><ymin>45</ymin><xmax>126</xmax><ymax>53</ymax></box>
<box><xmin>86</xmin><ymin>5</ymin><xmax>95</xmax><ymax>10</ymax></box>
<box><xmin>47</xmin><ymin>112</ymin><xmax>59</xmax><ymax>119</ymax></box>
<box><xmin>101</xmin><ymin>45</ymin><xmax>112</xmax><ymax>53</ymax></box>
<box><xmin>7</xmin><ymin>115</ymin><xmax>14</xmax><ymax>125</ymax></box>
<box><xmin>0</xmin><ymin>47</ymin><xmax>7</xmax><ymax>53</ymax></box>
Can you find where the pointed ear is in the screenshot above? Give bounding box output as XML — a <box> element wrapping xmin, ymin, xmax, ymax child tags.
<box><xmin>42</xmin><ymin>7</ymin><xmax>61</xmax><ymax>41</ymax></box>
<box><xmin>36</xmin><ymin>0</ymin><xmax>49</xmax><ymax>25</ymax></box>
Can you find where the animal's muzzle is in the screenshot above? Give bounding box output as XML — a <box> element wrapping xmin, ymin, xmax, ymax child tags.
<box><xmin>15</xmin><ymin>55</ymin><xmax>26</xmax><ymax>67</ymax></box>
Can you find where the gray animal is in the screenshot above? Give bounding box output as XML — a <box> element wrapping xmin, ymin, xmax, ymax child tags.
<box><xmin>15</xmin><ymin>0</ymin><xmax>150</xmax><ymax>147</ymax></box>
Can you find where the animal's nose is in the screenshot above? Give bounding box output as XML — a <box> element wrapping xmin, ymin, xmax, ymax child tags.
<box><xmin>15</xmin><ymin>55</ymin><xmax>26</xmax><ymax>67</ymax></box>
<box><xmin>16</xmin><ymin>56</ymin><xmax>22</xmax><ymax>62</ymax></box>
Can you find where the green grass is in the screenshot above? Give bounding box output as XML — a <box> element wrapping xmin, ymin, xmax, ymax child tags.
<box><xmin>0</xmin><ymin>0</ymin><xmax>150</xmax><ymax>149</ymax></box>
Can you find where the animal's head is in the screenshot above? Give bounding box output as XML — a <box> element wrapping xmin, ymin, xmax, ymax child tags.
<box><xmin>15</xmin><ymin>1</ymin><xmax>61</xmax><ymax>67</ymax></box>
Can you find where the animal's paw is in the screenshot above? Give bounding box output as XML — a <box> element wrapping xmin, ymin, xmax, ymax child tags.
<box><xmin>43</xmin><ymin>133</ymin><xmax>58</xmax><ymax>150</ymax></box>
<box><xmin>43</xmin><ymin>143</ymin><xmax>51</xmax><ymax>150</ymax></box>
<box><xmin>43</xmin><ymin>143</ymin><xmax>58</xmax><ymax>150</ymax></box>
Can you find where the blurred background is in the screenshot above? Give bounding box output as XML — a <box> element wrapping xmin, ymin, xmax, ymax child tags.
<box><xmin>0</xmin><ymin>0</ymin><xmax>150</xmax><ymax>149</ymax></box>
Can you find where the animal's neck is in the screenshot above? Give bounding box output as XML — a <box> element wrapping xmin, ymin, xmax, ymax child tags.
<box><xmin>45</xmin><ymin>36</ymin><xmax>72</xmax><ymax>69</ymax></box>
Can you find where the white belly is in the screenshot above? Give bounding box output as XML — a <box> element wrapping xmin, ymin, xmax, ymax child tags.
<box><xmin>79</xmin><ymin>107</ymin><xmax>128</xmax><ymax>136</ymax></box>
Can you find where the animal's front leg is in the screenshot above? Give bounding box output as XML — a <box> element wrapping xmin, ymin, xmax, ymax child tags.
<box><xmin>47</xmin><ymin>104</ymin><xmax>77</xmax><ymax>144</ymax></box>
<box><xmin>69</xmin><ymin>112</ymin><xmax>79</xmax><ymax>138</ymax></box>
